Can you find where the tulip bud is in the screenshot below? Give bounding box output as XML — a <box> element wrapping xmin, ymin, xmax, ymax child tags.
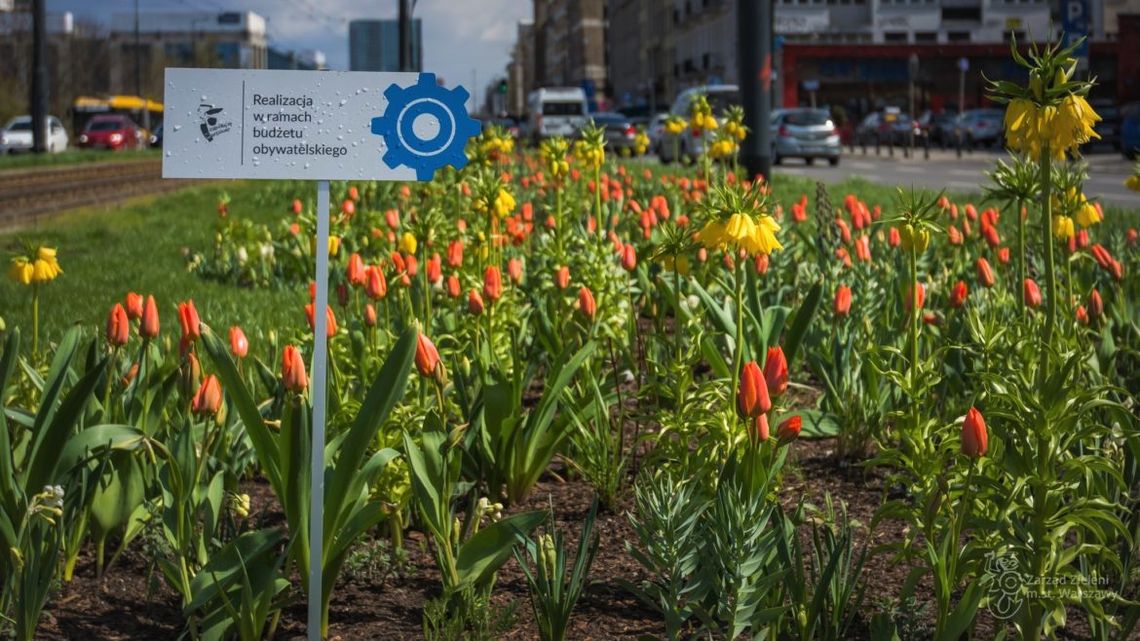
<box><xmin>906</xmin><ymin>282</ymin><xmax>925</xmax><ymax>313</ymax></box>
<box><xmin>555</xmin><ymin>265</ymin><xmax>570</xmax><ymax>290</ymax></box>
<box><xmin>229</xmin><ymin>326</ymin><xmax>249</xmax><ymax>359</ymax></box>
<box><xmin>833</xmin><ymin>285</ymin><xmax>852</xmax><ymax>317</ymax></box>
<box><xmin>232</xmin><ymin>493</ymin><xmax>251</xmax><ymax>518</ymax></box>
<box><xmin>949</xmin><ymin>280</ymin><xmax>968</xmax><ymax>308</ymax></box>
<box><xmin>1088</xmin><ymin>289</ymin><xmax>1103</xmax><ymax>322</ymax></box>
<box><xmin>125</xmin><ymin>292</ymin><xmax>144</xmax><ymax>320</ymax></box>
<box><xmin>621</xmin><ymin>244</ymin><xmax>637</xmax><ymax>272</ymax></box>
<box><xmin>364</xmin><ymin>303</ymin><xmax>377</xmax><ymax>327</ymax></box>
<box><xmin>140</xmin><ymin>295</ymin><xmax>160</xmax><ymax>339</ymax></box>
<box><xmin>483</xmin><ymin>265</ymin><xmax>502</xmax><ymax>302</ymax></box>
<box><xmin>777</xmin><ymin>415</ymin><xmax>802</xmax><ymax>444</ymax></box>
<box><xmin>976</xmin><ymin>257</ymin><xmax>995</xmax><ymax>288</ymax></box>
<box><xmin>577</xmin><ymin>286</ymin><xmax>596</xmax><ymax>321</ymax></box>
<box><xmin>447</xmin><ymin>239</ymin><xmax>464</xmax><ymax>267</ymax></box>
<box><xmin>447</xmin><ymin>274</ymin><xmax>461</xmax><ymax>298</ymax></box>
<box><xmin>961</xmin><ymin>407</ymin><xmax>987</xmax><ymax>457</ymax></box>
<box><xmin>508</xmin><ymin>257</ymin><xmax>524</xmax><ymax>284</ymax></box>
<box><xmin>365</xmin><ymin>266</ymin><xmax>388</xmax><ymax>300</ymax></box>
<box><xmin>415</xmin><ymin>333</ymin><xmax>441</xmax><ymax>378</ymax></box>
<box><xmin>305</xmin><ymin>304</ymin><xmax>338</xmax><ymax>338</ymax></box>
<box><xmin>191</xmin><ymin>375</ymin><xmax>223</xmax><ymax>418</ymax></box>
<box><xmin>177</xmin><ymin>300</ymin><xmax>201</xmax><ymax>343</ymax></box>
<box><xmin>755</xmin><ymin>413</ymin><xmax>770</xmax><ymax>441</ymax></box>
<box><xmin>292</xmin><ymin>198</ymin><xmax>303</xmax><ymax>215</ymax></box>
<box><xmin>106</xmin><ymin>304</ymin><xmax>130</xmax><ymax>347</ymax></box>
<box><xmin>737</xmin><ymin>361</ymin><xmax>771</xmax><ymax>419</ymax></box>
<box><xmin>282</xmin><ymin>345</ymin><xmax>308</xmax><ymax>392</ymax></box>
<box><xmin>1023</xmin><ymin>279</ymin><xmax>1042</xmax><ymax>309</ymax></box>
<box><xmin>468</xmin><ymin>289</ymin><xmax>485</xmax><ymax>315</ymax></box>
<box><xmin>763</xmin><ymin>346</ymin><xmax>788</xmax><ymax>398</ymax></box>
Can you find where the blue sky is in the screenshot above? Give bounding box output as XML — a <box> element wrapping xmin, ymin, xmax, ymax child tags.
<box><xmin>48</xmin><ymin>0</ymin><xmax>532</xmax><ymax>101</ymax></box>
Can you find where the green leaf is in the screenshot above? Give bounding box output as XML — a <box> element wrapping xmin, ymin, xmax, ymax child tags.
<box><xmin>184</xmin><ymin>527</ymin><xmax>286</xmax><ymax>615</ymax></box>
<box><xmin>23</xmin><ymin>354</ymin><xmax>108</xmax><ymax>494</ymax></box>
<box><xmin>784</xmin><ymin>281</ymin><xmax>822</xmax><ymax>368</ymax></box>
<box><xmin>455</xmin><ymin>510</ymin><xmax>545</xmax><ymax>589</ymax></box>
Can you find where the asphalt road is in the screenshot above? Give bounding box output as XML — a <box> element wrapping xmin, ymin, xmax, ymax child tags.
<box><xmin>768</xmin><ymin>147</ymin><xmax>1140</xmax><ymax>209</ymax></box>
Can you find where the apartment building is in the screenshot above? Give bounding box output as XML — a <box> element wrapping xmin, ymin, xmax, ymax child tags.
<box><xmin>532</xmin><ymin>0</ymin><xmax>608</xmax><ymax>109</ymax></box>
<box><xmin>607</xmin><ymin>0</ymin><xmax>675</xmax><ymax>114</ymax></box>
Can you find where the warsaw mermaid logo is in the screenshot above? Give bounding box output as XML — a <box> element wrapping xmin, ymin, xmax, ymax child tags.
<box><xmin>986</xmin><ymin>551</ymin><xmax>1026</xmax><ymax>620</ymax></box>
<box><xmin>197</xmin><ymin>103</ymin><xmax>232</xmax><ymax>142</ymax></box>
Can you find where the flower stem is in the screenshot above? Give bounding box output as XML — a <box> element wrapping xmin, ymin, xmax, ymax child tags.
<box><xmin>1039</xmin><ymin>147</ymin><xmax>1056</xmax><ymax>378</ymax></box>
<box><xmin>31</xmin><ymin>285</ymin><xmax>39</xmax><ymax>355</ymax></box>
<box><xmin>1017</xmin><ymin>198</ymin><xmax>1027</xmax><ymax>311</ymax></box>
<box><xmin>729</xmin><ymin>257</ymin><xmax>746</xmax><ymax>431</ymax></box>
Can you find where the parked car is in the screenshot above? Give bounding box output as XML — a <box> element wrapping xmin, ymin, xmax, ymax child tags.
<box><xmin>77</xmin><ymin>114</ymin><xmax>147</xmax><ymax>150</ymax></box>
<box><xmin>917</xmin><ymin>110</ymin><xmax>959</xmax><ymax>147</ymax></box>
<box><xmin>770</xmin><ymin>108</ymin><xmax>840</xmax><ymax>166</ymax></box>
<box><xmin>1122</xmin><ymin>102</ymin><xmax>1140</xmax><ymax>160</ymax></box>
<box><xmin>149</xmin><ymin>124</ymin><xmax>164</xmax><ymax>148</ymax></box>
<box><xmin>0</xmin><ymin>115</ymin><xmax>69</xmax><ymax>153</ymax></box>
<box><xmin>854</xmin><ymin>108</ymin><xmax>918</xmax><ymax>146</ymax></box>
<box><xmin>586</xmin><ymin>112</ymin><xmax>644</xmax><ymax>155</ymax></box>
<box><xmin>956</xmin><ymin>109</ymin><xmax>1004</xmax><ymax>148</ymax></box>
<box><xmin>658</xmin><ymin>84</ymin><xmax>740</xmax><ymax>163</ymax></box>
<box><xmin>647</xmin><ymin>112</ymin><xmax>668</xmax><ymax>155</ymax></box>
<box><xmin>527</xmin><ymin>87</ymin><xmax>590</xmax><ymax>143</ymax></box>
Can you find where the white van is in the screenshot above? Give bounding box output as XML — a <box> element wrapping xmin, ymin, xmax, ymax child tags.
<box><xmin>527</xmin><ymin>87</ymin><xmax>589</xmax><ymax>143</ymax></box>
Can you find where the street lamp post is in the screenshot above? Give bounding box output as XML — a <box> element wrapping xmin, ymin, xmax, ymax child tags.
<box><xmin>738</xmin><ymin>0</ymin><xmax>773</xmax><ymax>182</ymax></box>
<box><xmin>30</xmin><ymin>0</ymin><xmax>48</xmax><ymax>153</ymax></box>
<box><xmin>908</xmin><ymin>53</ymin><xmax>918</xmax><ymax>157</ymax></box>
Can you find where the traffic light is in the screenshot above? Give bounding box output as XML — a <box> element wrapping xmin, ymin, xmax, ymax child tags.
<box><xmin>498</xmin><ymin>79</ymin><xmax>508</xmax><ymax>95</ymax></box>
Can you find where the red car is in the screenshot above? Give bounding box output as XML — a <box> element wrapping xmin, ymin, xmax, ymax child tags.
<box><xmin>77</xmin><ymin>115</ymin><xmax>146</xmax><ymax>150</ymax></box>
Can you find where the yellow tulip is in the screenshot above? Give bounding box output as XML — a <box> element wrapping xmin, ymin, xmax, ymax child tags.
<box><xmin>400</xmin><ymin>232</ymin><xmax>417</xmax><ymax>255</ymax></box>
<box><xmin>328</xmin><ymin>236</ymin><xmax>341</xmax><ymax>256</ymax></box>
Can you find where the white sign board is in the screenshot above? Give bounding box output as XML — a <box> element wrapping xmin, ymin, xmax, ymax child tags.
<box><xmin>162</xmin><ymin>68</ymin><xmax>480</xmax><ymax>181</ymax></box>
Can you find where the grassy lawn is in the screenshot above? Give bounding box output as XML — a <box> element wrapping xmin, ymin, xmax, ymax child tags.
<box><xmin>0</xmin><ymin>180</ymin><xmax>301</xmax><ymax>348</ymax></box>
<box><xmin>0</xmin><ymin>148</ymin><xmax>161</xmax><ymax>172</ymax></box>
<box><xmin>1</xmin><ymin>168</ymin><xmax>1134</xmax><ymax>350</ymax></box>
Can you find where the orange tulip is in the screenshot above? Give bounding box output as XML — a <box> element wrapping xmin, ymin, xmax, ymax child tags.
<box><xmin>763</xmin><ymin>346</ymin><xmax>788</xmax><ymax>398</ymax></box>
<box><xmin>468</xmin><ymin>289</ymin><xmax>485</xmax><ymax>315</ymax></box>
<box><xmin>508</xmin><ymin>257</ymin><xmax>524</xmax><ymax>284</ymax></box>
<box><xmin>415</xmin><ymin>333</ymin><xmax>441</xmax><ymax>378</ymax></box>
<box><xmin>305</xmin><ymin>304</ymin><xmax>338</xmax><ymax>337</ymax></box>
<box><xmin>906</xmin><ymin>282</ymin><xmax>925</xmax><ymax>313</ymax></box>
<box><xmin>1088</xmin><ymin>289</ymin><xmax>1103</xmax><ymax>322</ymax></box>
<box><xmin>555</xmin><ymin>265</ymin><xmax>570</xmax><ymax>290</ymax></box>
<box><xmin>347</xmin><ymin>253</ymin><xmax>366</xmax><ymax>287</ymax></box>
<box><xmin>140</xmin><ymin>295</ymin><xmax>160</xmax><ymax>339</ymax></box>
<box><xmin>577</xmin><ymin>286</ymin><xmax>596</xmax><ymax>321</ymax></box>
<box><xmin>364</xmin><ymin>303</ymin><xmax>377</xmax><ymax>327</ymax></box>
<box><xmin>365</xmin><ymin>266</ymin><xmax>388</xmax><ymax>300</ymax></box>
<box><xmin>483</xmin><ymin>265</ymin><xmax>502</xmax><ymax>302</ymax></box>
<box><xmin>888</xmin><ymin>227</ymin><xmax>901</xmax><ymax>247</ymax></box>
<box><xmin>737</xmin><ymin>361</ymin><xmax>771</xmax><ymax>419</ymax></box>
<box><xmin>106</xmin><ymin>304</ymin><xmax>130</xmax><ymax>347</ymax></box>
<box><xmin>447</xmin><ymin>240</ymin><xmax>464</xmax><ymax>267</ymax></box>
<box><xmin>125</xmin><ymin>292</ymin><xmax>144</xmax><ymax>320</ymax></box>
<box><xmin>950</xmin><ymin>280</ymin><xmax>968</xmax><ymax>308</ymax></box>
<box><xmin>178</xmin><ymin>300</ymin><xmax>201</xmax><ymax>342</ymax></box>
<box><xmin>282</xmin><ymin>345</ymin><xmax>308</xmax><ymax>392</ymax></box>
<box><xmin>976</xmin><ymin>257</ymin><xmax>995</xmax><ymax>288</ymax></box>
<box><xmin>427</xmin><ymin>253</ymin><xmax>443</xmax><ymax>285</ymax></box>
<box><xmin>1023</xmin><ymin>279</ymin><xmax>1042</xmax><ymax>309</ymax></box>
<box><xmin>755</xmin><ymin>413</ymin><xmax>770</xmax><ymax>441</ymax></box>
<box><xmin>447</xmin><ymin>274</ymin><xmax>461</xmax><ymax>298</ymax></box>
<box><xmin>961</xmin><ymin>407</ymin><xmax>987</xmax><ymax>457</ymax></box>
<box><xmin>1076</xmin><ymin>305</ymin><xmax>1089</xmax><ymax>325</ymax></box>
<box><xmin>834</xmin><ymin>285</ymin><xmax>852</xmax><ymax>317</ymax></box>
<box><xmin>621</xmin><ymin>244</ymin><xmax>637</xmax><ymax>272</ymax></box>
<box><xmin>191</xmin><ymin>375</ymin><xmax>223</xmax><ymax>417</ymax></box>
<box><xmin>229</xmin><ymin>326</ymin><xmax>249</xmax><ymax>358</ymax></box>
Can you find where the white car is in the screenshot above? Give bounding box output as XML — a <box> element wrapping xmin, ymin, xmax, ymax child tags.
<box><xmin>1</xmin><ymin>115</ymin><xmax>69</xmax><ymax>154</ymax></box>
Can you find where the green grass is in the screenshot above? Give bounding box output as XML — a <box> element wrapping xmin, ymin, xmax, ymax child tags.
<box><xmin>0</xmin><ymin>181</ymin><xmax>301</xmax><ymax>349</ymax></box>
<box><xmin>0</xmin><ymin>148</ymin><xmax>161</xmax><ymax>172</ymax></box>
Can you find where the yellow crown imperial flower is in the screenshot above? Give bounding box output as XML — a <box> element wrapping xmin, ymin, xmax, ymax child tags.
<box><xmin>1074</xmin><ymin>199</ymin><xmax>1102</xmax><ymax>228</ymax></box>
<box><xmin>1126</xmin><ymin>173</ymin><xmax>1140</xmax><ymax>192</ymax></box>
<box><xmin>664</xmin><ymin>116</ymin><xmax>686</xmax><ymax>136</ymax></box>
<box><xmin>8</xmin><ymin>257</ymin><xmax>34</xmax><ymax>286</ymax></box>
<box><xmin>493</xmin><ymin>188</ymin><xmax>516</xmax><ymax>218</ymax></box>
<box><xmin>1052</xmin><ymin>215</ymin><xmax>1075</xmax><ymax>240</ymax></box>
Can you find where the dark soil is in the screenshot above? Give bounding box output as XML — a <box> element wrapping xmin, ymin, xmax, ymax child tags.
<box><xmin>37</xmin><ymin>438</ymin><xmax>1098</xmax><ymax>640</ymax></box>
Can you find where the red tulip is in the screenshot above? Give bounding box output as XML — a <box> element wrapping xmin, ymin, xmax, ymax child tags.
<box><xmin>106</xmin><ymin>304</ymin><xmax>130</xmax><ymax>347</ymax></box>
<box><xmin>577</xmin><ymin>286</ymin><xmax>596</xmax><ymax>321</ymax></box>
<box><xmin>483</xmin><ymin>265</ymin><xmax>502</xmax><ymax>302</ymax></box>
<box><xmin>364</xmin><ymin>303</ymin><xmax>377</xmax><ymax>327</ymax></box>
<box><xmin>140</xmin><ymin>295</ymin><xmax>160</xmax><ymax>339</ymax></box>
<box><xmin>555</xmin><ymin>265</ymin><xmax>570</xmax><ymax>290</ymax></box>
<box><xmin>427</xmin><ymin>253</ymin><xmax>443</xmax><ymax>285</ymax></box>
<box><xmin>291</xmin><ymin>198</ymin><xmax>303</xmax><ymax>215</ymax></box>
<box><xmin>755</xmin><ymin>413</ymin><xmax>770</xmax><ymax>441</ymax></box>
<box><xmin>415</xmin><ymin>333</ymin><xmax>441</xmax><ymax>378</ymax></box>
<box><xmin>1088</xmin><ymin>289</ymin><xmax>1103</xmax><ymax>322</ymax></box>
<box><xmin>447</xmin><ymin>274</ymin><xmax>461</xmax><ymax>298</ymax></box>
<box><xmin>282</xmin><ymin>345</ymin><xmax>308</xmax><ymax>392</ymax></box>
<box><xmin>365</xmin><ymin>266</ymin><xmax>388</xmax><ymax>300</ymax></box>
<box><xmin>997</xmin><ymin>247</ymin><xmax>1010</xmax><ymax>264</ymax></box>
<box><xmin>834</xmin><ymin>285</ymin><xmax>852</xmax><ymax>317</ymax></box>
<box><xmin>976</xmin><ymin>257</ymin><xmax>995</xmax><ymax>288</ymax></box>
<box><xmin>950</xmin><ymin>280</ymin><xmax>968</xmax><ymax>308</ymax></box>
<box><xmin>1076</xmin><ymin>305</ymin><xmax>1089</xmax><ymax>325</ymax></box>
<box><xmin>191</xmin><ymin>375</ymin><xmax>223</xmax><ymax>417</ymax></box>
<box><xmin>347</xmin><ymin>253</ymin><xmax>366</xmax><ymax>287</ymax></box>
<box><xmin>1023</xmin><ymin>279</ymin><xmax>1042</xmax><ymax>309</ymax></box>
<box><xmin>961</xmin><ymin>407</ymin><xmax>987</xmax><ymax>457</ymax></box>
<box><xmin>178</xmin><ymin>300</ymin><xmax>201</xmax><ymax>342</ymax></box>
<box><xmin>1127</xmin><ymin>228</ymin><xmax>1138</xmax><ymax>246</ymax></box>
<box><xmin>621</xmin><ymin>244</ymin><xmax>637</xmax><ymax>272</ymax></box>
<box><xmin>348</xmin><ymin>186</ymin><xmax>359</xmax><ymax>201</ymax></box>
<box><xmin>888</xmin><ymin>227</ymin><xmax>901</xmax><ymax>247</ymax></box>
<box><xmin>763</xmin><ymin>346</ymin><xmax>788</xmax><ymax>398</ymax></box>
<box><xmin>468</xmin><ymin>289</ymin><xmax>485</xmax><ymax>315</ymax></box>
<box><xmin>405</xmin><ymin>255</ymin><xmax>418</xmax><ymax>277</ymax></box>
<box><xmin>777</xmin><ymin>415</ymin><xmax>802</xmax><ymax>443</ymax></box>
<box><xmin>983</xmin><ymin>225</ymin><xmax>1001</xmax><ymax>248</ymax></box>
<box><xmin>385</xmin><ymin>208</ymin><xmax>400</xmax><ymax>229</ymax></box>
<box><xmin>229</xmin><ymin>326</ymin><xmax>249</xmax><ymax>358</ymax></box>
<box><xmin>508</xmin><ymin>257</ymin><xmax>524</xmax><ymax>284</ymax></box>
<box><xmin>906</xmin><ymin>282</ymin><xmax>925</xmax><ymax>313</ymax></box>
<box><xmin>447</xmin><ymin>240</ymin><xmax>464</xmax><ymax>267</ymax></box>
<box><xmin>125</xmin><ymin>292</ymin><xmax>144</xmax><ymax>320</ymax></box>
<box><xmin>737</xmin><ymin>361</ymin><xmax>771</xmax><ymax>419</ymax></box>
<box><xmin>341</xmin><ymin>199</ymin><xmax>355</xmax><ymax>216</ymax></box>
<box><xmin>1090</xmin><ymin>244</ymin><xmax>1113</xmax><ymax>269</ymax></box>
<box><xmin>305</xmin><ymin>304</ymin><xmax>338</xmax><ymax>337</ymax></box>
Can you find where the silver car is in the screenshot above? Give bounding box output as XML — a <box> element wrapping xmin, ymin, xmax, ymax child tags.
<box><xmin>658</xmin><ymin>84</ymin><xmax>740</xmax><ymax>163</ymax></box>
<box><xmin>771</xmin><ymin>108</ymin><xmax>840</xmax><ymax>166</ymax></box>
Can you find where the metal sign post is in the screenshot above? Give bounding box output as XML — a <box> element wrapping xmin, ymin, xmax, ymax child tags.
<box><xmin>162</xmin><ymin>68</ymin><xmax>480</xmax><ymax>640</ymax></box>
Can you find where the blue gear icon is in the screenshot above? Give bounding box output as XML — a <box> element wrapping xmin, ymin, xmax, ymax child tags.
<box><xmin>371</xmin><ymin>73</ymin><xmax>481</xmax><ymax>181</ymax></box>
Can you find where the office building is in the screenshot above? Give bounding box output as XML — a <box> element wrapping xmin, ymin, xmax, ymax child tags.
<box><xmin>349</xmin><ymin>19</ymin><xmax>422</xmax><ymax>72</ymax></box>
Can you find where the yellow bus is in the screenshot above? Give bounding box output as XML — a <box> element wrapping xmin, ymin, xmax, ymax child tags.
<box><xmin>72</xmin><ymin>95</ymin><xmax>163</xmax><ymax>137</ymax></box>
